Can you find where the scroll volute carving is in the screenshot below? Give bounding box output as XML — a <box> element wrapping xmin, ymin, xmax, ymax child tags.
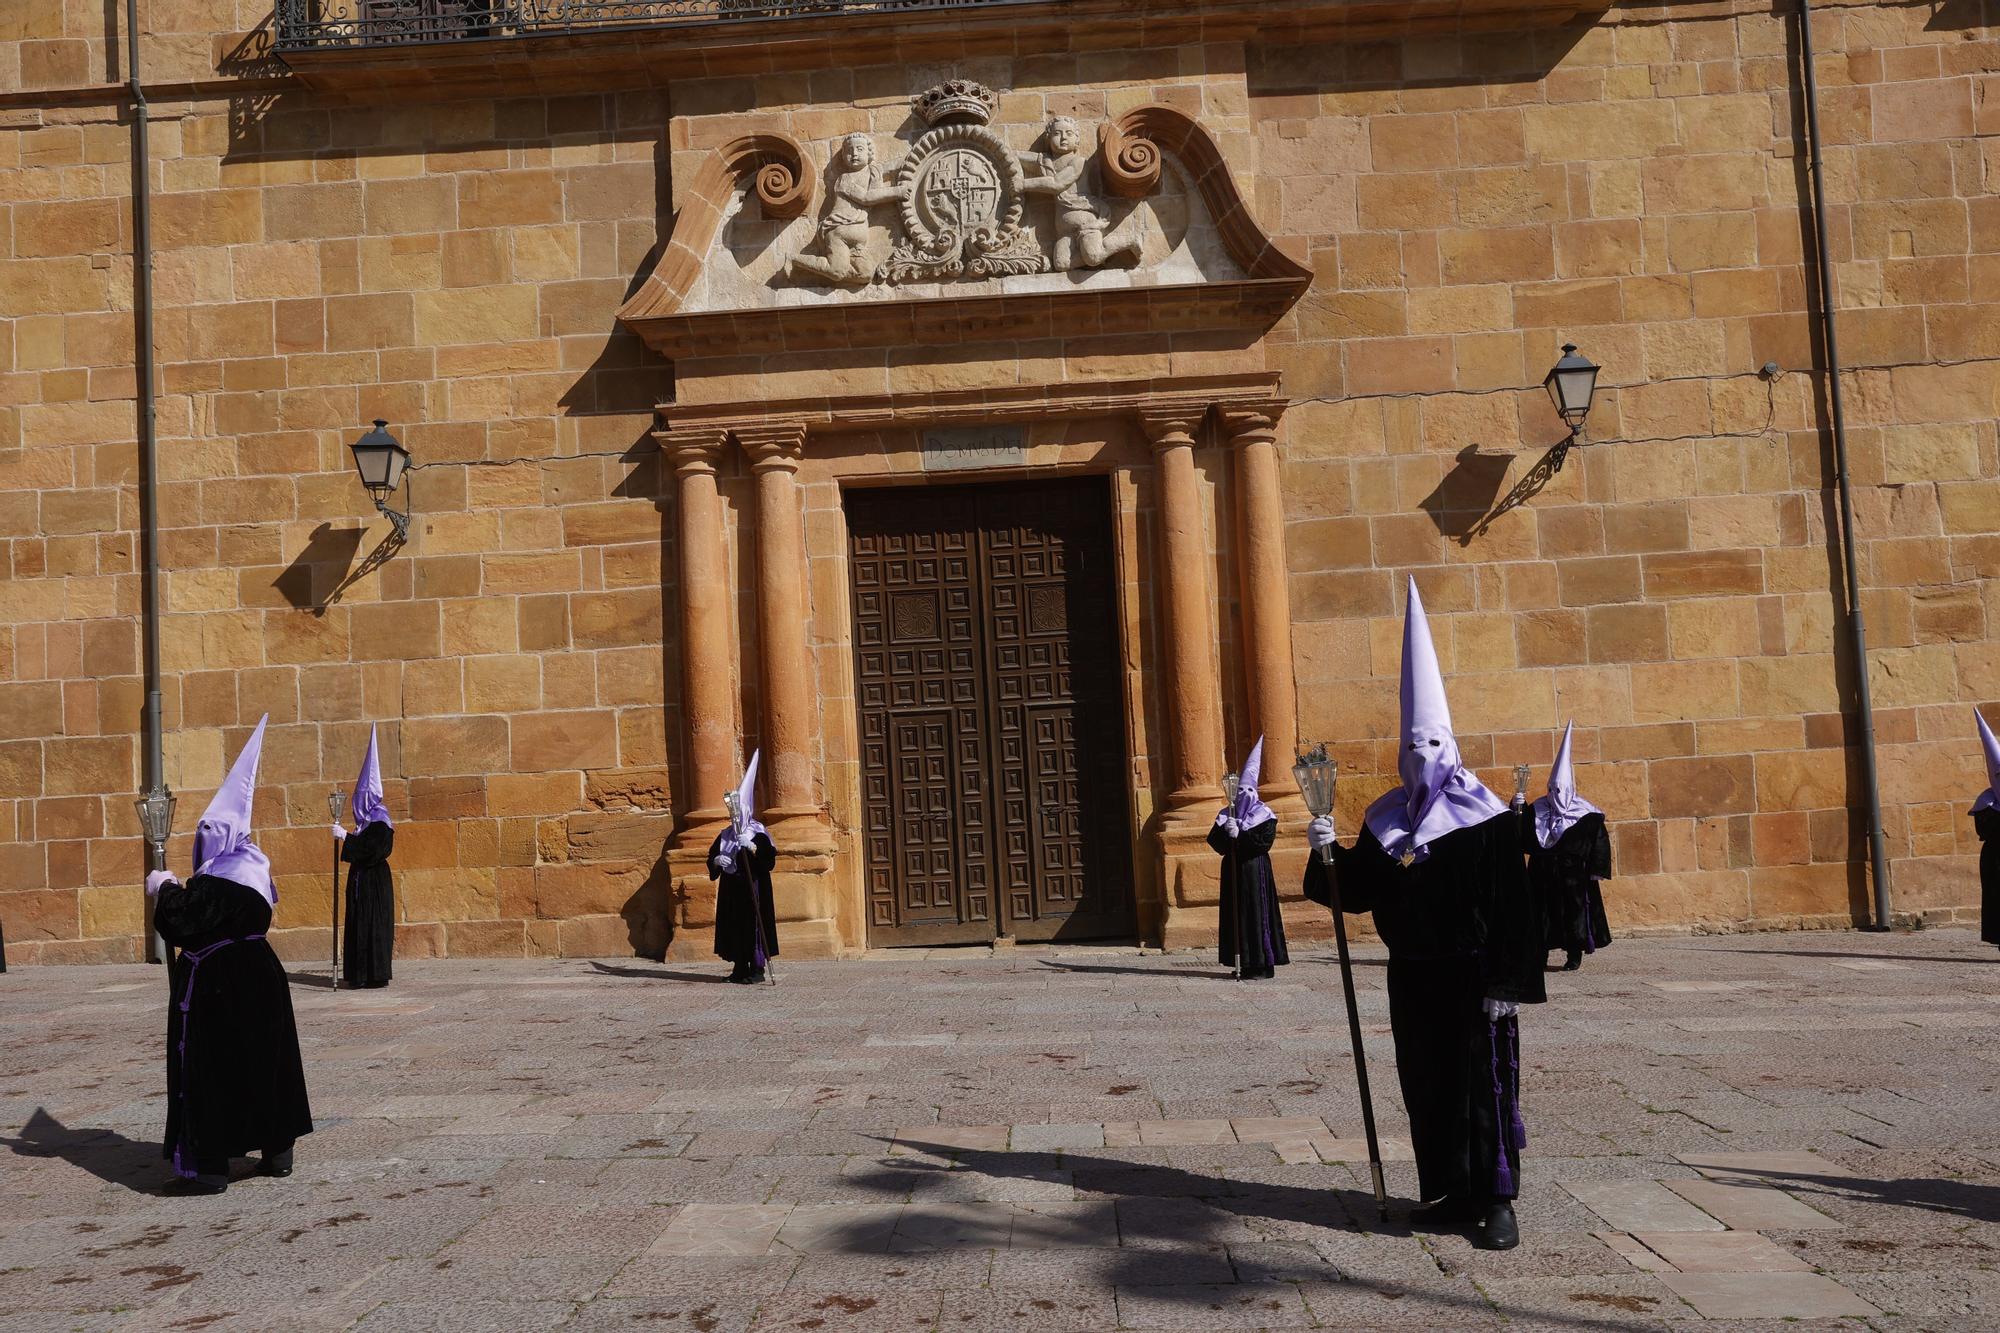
<box><xmin>620</xmin><ymin>131</ymin><xmax>813</xmax><ymax>321</ymax></box>
<box><xmin>1098</xmin><ymin>117</ymin><xmax>1163</xmax><ymax>199</ymax></box>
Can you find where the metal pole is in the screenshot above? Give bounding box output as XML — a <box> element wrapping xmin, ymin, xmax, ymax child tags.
<box><xmin>1798</xmin><ymin>0</ymin><xmax>1894</xmax><ymax>929</ymax></box>
<box><xmin>331</xmin><ymin>788</ymin><xmax>343</xmax><ymax>986</ymax></box>
<box><xmin>126</xmin><ymin>0</ymin><xmax>169</xmax><ymax>964</ymax></box>
<box><xmin>1320</xmin><ymin>844</ymin><xmax>1389</xmax><ymax>1222</ymax></box>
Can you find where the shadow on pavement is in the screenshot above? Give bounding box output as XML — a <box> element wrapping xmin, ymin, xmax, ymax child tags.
<box><xmin>808</xmin><ymin>1135</ymin><xmax>1647</xmax><ymax>1325</ymax></box>
<box><xmin>286</xmin><ymin>970</ymin><xmax>336</xmax><ymax>989</ymax></box>
<box><xmin>1035</xmin><ymin>959</ymin><xmax>1235</xmax><ymax>980</ymax></box>
<box><xmin>1</xmin><ymin>1108</ymin><xmax>162</xmax><ymax>1194</ymax></box>
<box><xmin>1707</xmin><ymin>947</ymin><xmax>1999</xmax><ymax>966</ymax></box>
<box><xmin>1710</xmin><ymin>1165</ymin><xmax>2000</xmax><ymax>1224</ymax></box>
<box><xmin>587</xmin><ymin>961</ymin><xmax>732</xmax><ymax>983</ymax></box>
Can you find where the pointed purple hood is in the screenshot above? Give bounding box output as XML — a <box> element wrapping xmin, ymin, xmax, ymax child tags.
<box><xmin>1363</xmin><ymin>578</ymin><xmax>1509</xmax><ymax>863</ymax></box>
<box><xmin>1975</xmin><ymin>710</ymin><xmax>2000</xmax><ymax>815</ymax></box>
<box><xmin>193</xmin><ymin>715</ymin><xmax>275</xmax><ymax>904</ymax></box>
<box><xmin>1232</xmin><ymin>735</ymin><xmax>1276</xmax><ymax>830</ymax></box>
<box><xmin>1533</xmin><ymin>721</ymin><xmax>1601</xmax><ymax>849</ymax></box>
<box><xmin>351</xmin><ymin>725</ymin><xmax>392</xmax><ymax>829</ymax></box>
<box><xmin>720</xmin><ymin>748</ymin><xmax>768</xmax><ymax>861</ymax></box>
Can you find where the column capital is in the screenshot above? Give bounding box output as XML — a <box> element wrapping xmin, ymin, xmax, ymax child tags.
<box><xmin>1219</xmin><ymin>399</ymin><xmax>1288</xmax><ymax>446</ymax></box>
<box><xmin>1138</xmin><ymin>405</ymin><xmax>1207</xmax><ymax>452</ymax></box>
<box><xmin>733</xmin><ymin>420</ymin><xmax>810</xmax><ymax>474</ymax></box>
<box><xmin>657</xmin><ymin>426</ymin><xmax>729</xmax><ymax>477</ymax></box>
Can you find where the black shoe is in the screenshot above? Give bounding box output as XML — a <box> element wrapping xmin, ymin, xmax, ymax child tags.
<box><xmin>166</xmin><ymin>1174</ymin><xmax>227</xmax><ymax>1196</ymax></box>
<box><xmin>259</xmin><ymin>1149</ymin><xmax>293</xmax><ymax>1178</ymax></box>
<box><xmin>1410</xmin><ymin>1195</ymin><xmax>1480</xmax><ymax>1228</ymax></box>
<box><xmin>1561</xmin><ymin>950</ymin><xmax>1583</xmax><ymax>971</ymax></box>
<box><xmin>728</xmin><ymin>968</ymin><xmax>758</xmax><ymax>985</ymax></box>
<box><xmin>1475</xmin><ymin>1202</ymin><xmax>1520</xmax><ymax>1250</ymax></box>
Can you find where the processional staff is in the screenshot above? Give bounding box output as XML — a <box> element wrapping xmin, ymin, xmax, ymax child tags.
<box><xmin>1293</xmin><ymin>744</ymin><xmax>1389</xmax><ymax>1223</ymax></box>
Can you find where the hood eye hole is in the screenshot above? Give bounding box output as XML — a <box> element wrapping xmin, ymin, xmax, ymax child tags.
<box><xmin>1429</xmin><ymin>739</ymin><xmax>1441</xmax><ymax>747</ymax></box>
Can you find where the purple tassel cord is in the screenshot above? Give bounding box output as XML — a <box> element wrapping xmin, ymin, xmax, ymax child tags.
<box><xmin>1487</xmin><ymin>1014</ymin><xmax>1527</xmax><ymax>1198</ymax></box>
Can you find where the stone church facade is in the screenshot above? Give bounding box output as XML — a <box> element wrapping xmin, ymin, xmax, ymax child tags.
<box><xmin>1</xmin><ymin>1</ymin><xmax>1995</xmax><ymax>963</ymax></box>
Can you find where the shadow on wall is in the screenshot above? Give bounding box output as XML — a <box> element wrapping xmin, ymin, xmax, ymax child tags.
<box><xmin>272</xmin><ymin>523</ymin><xmax>410</xmax><ymax>614</ymax></box>
<box><xmin>621</xmin><ymin>845</ymin><xmax>674</xmax><ymax>961</ymax></box>
<box><xmin>1417</xmin><ymin>443</ymin><xmax>1567</xmax><ymax>546</ymax></box>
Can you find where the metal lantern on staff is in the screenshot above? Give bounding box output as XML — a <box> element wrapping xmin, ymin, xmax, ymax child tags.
<box><xmin>1293</xmin><ymin>742</ymin><xmax>1389</xmax><ymax>1222</ymax></box>
<box><xmin>1221</xmin><ymin>768</ymin><xmax>1242</xmax><ymax>981</ymax></box>
<box><xmin>326</xmin><ymin>786</ymin><xmax>344</xmax><ymax>986</ymax></box>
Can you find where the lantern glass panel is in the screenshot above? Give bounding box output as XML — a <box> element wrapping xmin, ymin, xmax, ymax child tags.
<box><xmin>1292</xmin><ymin>753</ymin><xmax>1338</xmax><ymax>820</ymax></box>
<box><xmin>350</xmin><ymin>421</ymin><xmax>409</xmax><ymax>494</ymax></box>
<box><xmin>134</xmin><ymin>790</ymin><xmax>177</xmax><ymax>844</ymax></box>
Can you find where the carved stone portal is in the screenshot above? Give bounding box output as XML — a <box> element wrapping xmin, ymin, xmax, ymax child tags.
<box><xmin>784</xmin><ymin>80</ymin><xmax>1140</xmax><ymax>287</ymax></box>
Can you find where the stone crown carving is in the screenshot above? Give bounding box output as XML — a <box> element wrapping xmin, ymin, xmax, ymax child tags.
<box><xmin>912</xmin><ymin>78</ymin><xmax>1000</xmax><ymax>127</ymax></box>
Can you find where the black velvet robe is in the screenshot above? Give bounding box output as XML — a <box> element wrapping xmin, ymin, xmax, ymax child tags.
<box><xmin>1208</xmin><ymin>817</ymin><xmax>1289</xmax><ymax>974</ymax></box>
<box><xmin>341</xmin><ymin>821</ymin><xmax>395</xmax><ymax>989</ymax></box>
<box><xmin>710</xmin><ymin>830</ymin><xmax>778</xmax><ymax>967</ymax></box>
<box><xmin>1526</xmin><ymin>811</ymin><xmax>1613</xmax><ymax>958</ymax></box>
<box><xmin>1305</xmin><ymin>811</ymin><xmax>1543</xmax><ymax>1204</ymax></box>
<box><xmin>155</xmin><ymin>875</ymin><xmax>313</xmax><ymax>1174</ymax></box>
<box><xmin>1978</xmin><ymin>807</ymin><xmax>2000</xmax><ymax>948</ymax></box>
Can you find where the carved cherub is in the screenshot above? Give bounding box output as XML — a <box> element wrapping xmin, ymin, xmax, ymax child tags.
<box><xmin>786</xmin><ymin>133</ymin><xmax>898</xmax><ymax>285</ymax></box>
<box><xmin>1017</xmin><ymin>116</ymin><xmax>1141</xmax><ymax>271</ymax></box>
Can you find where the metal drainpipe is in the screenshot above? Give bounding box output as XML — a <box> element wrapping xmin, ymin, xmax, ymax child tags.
<box><xmin>1798</xmin><ymin>0</ymin><xmax>1894</xmax><ymax>929</ymax></box>
<box><xmin>127</xmin><ymin>0</ymin><xmax>170</xmax><ymax>961</ymax></box>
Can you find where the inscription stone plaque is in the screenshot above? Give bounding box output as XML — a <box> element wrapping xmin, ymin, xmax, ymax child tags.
<box><xmin>921</xmin><ymin>425</ymin><xmax>1027</xmax><ymax>472</ymax></box>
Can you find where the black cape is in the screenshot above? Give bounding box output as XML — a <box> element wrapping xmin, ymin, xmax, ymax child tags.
<box><xmin>341</xmin><ymin>821</ymin><xmax>395</xmax><ymax>989</ymax></box>
<box><xmin>1207</xmin><ymin>817</ymin><xmax>1289</xmax><ymax>973</ymax></box>
<box><xmin>156</xmin><ymin>875</ymin><xmax>313</xmax><ymax>1173</ymax></box>
<box><xmin>1305</xmin><ymin>811</ymin><xmax>1542</xmax><ymax>1203</ymax></box>
<box><xmin>710</xmin><ymin>830</ymin><xmax>778</xmax><ymax>966</ymax></box>
<box><xmin>1978</xmin><ymin>806</ymin><xmax>2000</xmax><ymax>948</ymax></box>
<box><xmin>1526</xmin><ymin>810</ymin><xmax>1613</xmax><ymax>958</ymax></box>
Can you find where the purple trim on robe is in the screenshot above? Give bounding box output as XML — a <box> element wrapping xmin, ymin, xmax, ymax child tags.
<box><xmin>1487</xmin><ymin>1014</ymin><xmax>1526</xmax><ymax>1199</ymax></box>
<box><xmin>170</xmin><ymin>934</ymin><xmax>265</xmax><ymax>1178</ymax></box>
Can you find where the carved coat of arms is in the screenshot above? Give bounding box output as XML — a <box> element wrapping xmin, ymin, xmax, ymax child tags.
<box><xmin>784</xmin><ymin>79</ymin><xmax>1139</xmax><ymax>287</ymax></box>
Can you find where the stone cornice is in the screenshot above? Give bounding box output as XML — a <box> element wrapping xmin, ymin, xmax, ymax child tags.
<box><xmin>662</xmin><ymin>372</ymin><xmax>1283</xmax><ymax>440</ymax></box>
<box><xmin>273</xmin><ymin>1</ymin><xmax>1603</xmax><ymax>101</ymax></box>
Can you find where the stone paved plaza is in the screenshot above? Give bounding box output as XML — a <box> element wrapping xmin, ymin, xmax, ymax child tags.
<box><xmin>4</xmin><ymin>929</ymin><xmax>1998</xmax><ymax>1331</ymax></box>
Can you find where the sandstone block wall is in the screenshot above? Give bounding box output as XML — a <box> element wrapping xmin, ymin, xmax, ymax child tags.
<box><xmin>0</xmin><ymin>1</ymin><xmax>1993</xmax><ymax>961</ymax></box>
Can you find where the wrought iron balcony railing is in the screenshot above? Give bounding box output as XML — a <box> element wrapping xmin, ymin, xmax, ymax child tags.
<box><xmin>272</xmin><ymin>0</ymin><xmax>1048</xmax><ymax>52</ymax></box>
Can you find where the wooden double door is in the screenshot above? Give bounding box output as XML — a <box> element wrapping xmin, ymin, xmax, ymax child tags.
<box><xmin>848</xmin><ymin>477</ymin><xmax>1136</xmax><ymax>946</ymax></box>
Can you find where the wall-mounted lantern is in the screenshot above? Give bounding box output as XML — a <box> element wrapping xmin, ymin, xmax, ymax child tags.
<box><xmin>349</xmin><ymin>419</ymin><xmax>412</xmax><ymax>540</ymax></box>
<box><xmin>1542</xmin><ymin>343</ymin><xmax>1600</xmax><ymax>471</ymax></box>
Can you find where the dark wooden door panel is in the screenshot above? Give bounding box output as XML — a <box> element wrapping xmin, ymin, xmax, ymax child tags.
<box><xmin>848</xmin><ymin>477</ymin><xmax>1134</xmax><ymax>948</ymax></box>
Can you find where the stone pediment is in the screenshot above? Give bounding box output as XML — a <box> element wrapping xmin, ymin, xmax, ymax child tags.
<box><xmin>616</xmin><ymin>90</ymin><xmax>1310</xmax><ymax>361</ymax></box>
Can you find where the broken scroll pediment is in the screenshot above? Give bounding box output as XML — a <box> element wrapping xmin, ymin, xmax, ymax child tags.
<box><xmin>616</xmin><ymin>85</ymin><xmax>1311</xmax><ymax>359</ymax></box>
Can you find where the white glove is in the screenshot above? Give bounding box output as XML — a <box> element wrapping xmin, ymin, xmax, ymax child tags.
<box><xmin>145</xmin><ymin>870</ymin><xmax>175</xmax><ymax>897</ymax></box>
<box><xmin>1306</xmin><ymin>816</ymin><xmax>1336</xmax><ymax>852</ymax></box>
<box><xmin>1213</xmin><ymin>811</ymin><xmax>1240</xmax><ymax>838</ymax></box>
<box><xmin>332</xmin><ymin>823</ymin><xmax>347</xmax><ymax>841</ymax></box>
<box><xmin>1483</xmin><ymin>998</ymin><xmax>1519</xmax><ymax>1019</ymax></box>
<box><xmin>711</xmin><ymin>853</ymin><xmax>735</xmax><ymax>876</ymax></box>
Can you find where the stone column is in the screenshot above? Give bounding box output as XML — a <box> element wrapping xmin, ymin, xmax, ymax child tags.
<box><xmin>1140</xmin><ymin>408</ymin><xmax>1224</xmax><ymax>809</ymax></box>
<box><xmin>662</xmin><ymin>427</ymin><xmax>734</xmax><ymax>828</ymax></box>
<box><xmin>734</xmin><ymin>421</ymin><xmax>817</xmax><ymax>815</ymax></box>
<box><xmin>1224</xmin><ymin>402</ymin><xmax>1299</xmax><ymax>801</ymax></box>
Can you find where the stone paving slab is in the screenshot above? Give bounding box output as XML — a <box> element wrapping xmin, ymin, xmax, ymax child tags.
<box><xmin>4</xmin><ymin>928</ymin><xmax>1999</xmax><ymax>1329</ymax></box>
<box><xmin>1657</xmin><ymin>1271</ymin><xmax>1882</xmax><ymax>1318</ymax></box>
